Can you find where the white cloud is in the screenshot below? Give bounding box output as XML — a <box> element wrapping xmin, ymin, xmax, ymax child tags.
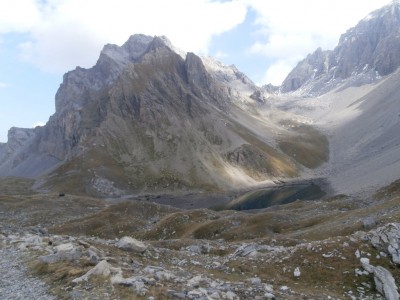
<box><xmin>249</xmin><ymin>34</ymin><xmax>317</xmax><ymax>60</ymax></box>
<box><xmin>215</xmin><ymin>50</ymin><xmax>229</xmax><ymax>59</ymax></box>
<box><xmin>0</xmin><ymin>82</ymin><xmax>9</xmax><ymax>89</ymax></box>
<box><xmin>0</xmin><ymin>0</ymin><xmax>41</xmax><ymax>33</ymax></box>
<box><xmin>0</xmin><ymin>0</ymin><xmax>392</xmax><ymax>86</ymax></box>
<box><xmin>1</xmin><ymin>0</ymin><xmax>248</xmax><ymax>73</ymax></box>
<box><xmin>261</xmin><ymin>59</ymin><xmax>299</xmax><ymax>86</ymax></box>
<box><xmin>244</xmin><ymin>0</ymin><xmax>391</xmax><ymax>84</ymax></box>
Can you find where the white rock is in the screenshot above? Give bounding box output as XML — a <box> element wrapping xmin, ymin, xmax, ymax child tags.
<box><xmin>73</xmin><ymin>260</ymin><xmax>120</xmax><ymax>283</ymax></box>
<box><xmin>225</xmin><ymin>291</ymin><xmax>237</xmax><ymax>300</ymax></box>
<box><xmin>280</xmin><ymin>286</ymin><xmax>290</xmax><ymax>293</ymax></box>
<box><xmin>40</xmin><ymin>242</ymin><xmax>80</xmax><ymax>263</ymax></box>
<box><xmin>212</xmin><ymin>261</ymin><xmax>221</xmax><ymax>268</ymax></box>
<box><xmin>188</xmin><ymin>290</ymin><xmax>204</xmax><ymax>297</ymax></box>
<box><xmin>233</xmin><ymin>243</ymin><xmax>258</xmax><ymax>257</ymax></box>
<box><xmin>355</xmin><ymin>268</ymin><xmax>369</xmax><ymax>276</ymax></box>
<box><xmin>111</xmin><ymin>274</ymin><xmax>148</xmax><ymax>295</ymax></box>
<box><xmin>373</xmin><ymin>266</ymin><xmax>399</xmax><ymax>300</ymax></box>
<box><xmin>355</xmin><ymin>249</ymin><xmax>361</xmax><ymax>259</ymax></box>
<box><xmin>187</xmin><ymin>275</ymin><xmax>205</xmax><ymax>288</ymax></box>
<box><xmin>249</xmin><ymin>277</ymin><xmax>262</xmax><ymax>286</ymax></box>
<box><xmin>116</xmin><ymin>236</ymin><xmax>148</xmax><ymax>253</ymax></box>
<box><xmin>23</xmin><ymin>235</ymin><xmax>42</xmax><ymax>246</ymax></box>
<box><xmin>360</xmin><ymin>257</ymin><xmax>374</xmax><ymax>274</ymax></box>
<box><xmin>55</xmin><ymin>243</ymin><xmax>74</xmax><ymax>253</ymax></box>
<box><xmin>264</xmin><ymin>283</ymin><xmax>274</xmax><ymax>293</ymax></box>
<box><xmin>249</xmin><ymin>251</ymin><xmax>259</xmax><ymax>257</ymax></box>
<box><xmin>264</xmin><ymin>292</ymin><xmax>275</xmax><ymax>299</ymax></box>
<box><xmin>294</xmin><ymin>267</ymin><xmax>301</xmax><ymax>278</ymax></box>
<box><xmin>369</xmin><ymin>223</ymin><xmax>400</xmax><ymax>265</ymax></box>
<box><xmin>111</xmin><ymin>273</ymin><xmax>135</xmax><ymax>285</ymax></box>
<box><xmin>155</xmin><ymin>270</ymin><xmax>175</xmax><ymax>281</ymax></box>
<box><xmin>388</xmin><ymin>244</ymin><xmax>400</xmax><ymax>264</ymax></box>
<box><xmin>209</xmin><ymin>291</ymin><xmax>221</xmax><ymax>299</ymax></box>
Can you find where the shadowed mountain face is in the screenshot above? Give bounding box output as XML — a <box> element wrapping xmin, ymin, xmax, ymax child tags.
<box><xmin>281</xmin><ymin>2</ymin><xmax>400</xmax><ymax>95</ymax></box>
<box><xmin>0</xmin><ymin>35</ymin><xmax>328</xmax><ymax>196</ymax></box>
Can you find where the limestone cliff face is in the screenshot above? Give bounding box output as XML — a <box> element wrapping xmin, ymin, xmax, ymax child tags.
<box><xmin>281</xmin><ymin>2</ymin><xmax>400</xmax><ymax>95</ymax></box>
<box><xmin>39</xmin><ymin>35</ymin><xmax>155</xmax><ymax>160</ymax></box>
<box><xmin>0</xmin><ymin>127</ymin><xmax>60</xmax><ymax>178</ymax></box>
<box><xmin>281</xmin><ymin>48</ymin><xmax>334</xmax><ymax>93</ymax></box>
<box><xmin>0</xmin><ymin>127</ymin><xmax>36</xmax><ymax>163</ymax></box>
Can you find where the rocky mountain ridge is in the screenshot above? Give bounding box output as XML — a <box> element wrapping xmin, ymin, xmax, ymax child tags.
<box><xmin>0</xmin><ymin>34</ymin><xmax>326</xmax><ymax>195</ymax></box>
<box><xmin>281</xmin><ymin>2</ymin><xmax>400</xmax><ymax>95</ymax></box>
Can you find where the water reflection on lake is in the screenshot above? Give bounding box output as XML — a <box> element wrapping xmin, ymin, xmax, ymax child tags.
<box><xmin>216</xmin><ymin>182</ymin><xmax>326</xmax><ymax>211</ymax></box>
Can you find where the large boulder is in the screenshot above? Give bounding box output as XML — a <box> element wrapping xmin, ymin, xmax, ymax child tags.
<box><xmin>359</xmin><ymin>252</ymin><xmax>399</xmax><ymax>300</ymax></box>
<box><xmin>40</xmin><ymin>242</ymin><xmax>81</xmax><ymax>264</ymax></box>
<box><xmin>369</xmin><ymin>223</ymin><xmax>400</xmax><ymax>265</ymax></box>
<box><xmin>73</xmin><ymin>260</ymin><xmax>120</xmax><ymax>283</ymax></box>
<box><xmin>373</xmin><ymin>266</ymin><xmax>399</xmax><ymax>300</ymax></box>
<box><xmin>116</xmin><ymin>236</ymin><xmax>148</xmax><ymax>253</ymax></box>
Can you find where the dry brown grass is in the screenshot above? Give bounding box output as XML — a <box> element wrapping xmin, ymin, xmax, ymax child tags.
<box><xmin>0</xmin><ymin>177</ymin><xmax>35</xmax><ymax>195</ymax></box>
<box><xmin>374</xmin><ymin>178</ymin><xmax>400</xmax><ymax>199</ymax></box>
<box><xmin>42</xmin><ymin>148</ymin><xmax>130</xmax><ymax>196</ymax></box>
<box><xmin>0</xmin><ymin>193</ymin><xmax>105</xmax><ymax>228</ymax></box>
<box><xmin>52</xmin><ymin>200</ymin><xmax>178</xmax><ymax>239</ymax></box>
<box><xmin>227</xmin><ymin>118</ymin><xmax>299</xmax><ymax>177</ymax></box>
<box><xmin>278</xmin><ymin>124</ymin><xmax>329</xmax><ymax>169</ymax></box>
<box><xmin>30</xmin><ymin>260</ymin><xmax>86</xmax><ymax>299</ymax></box>
<box><xmin>38</xmin><ymin>189</ymin><xmax>400</xmax><ymax>245</ymax></box>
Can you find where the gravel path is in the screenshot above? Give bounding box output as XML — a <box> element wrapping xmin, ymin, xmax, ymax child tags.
<box><xmin>0</xmin><ymin>247</ymin><xmax>55</xmax><ymax>300</ymax></box>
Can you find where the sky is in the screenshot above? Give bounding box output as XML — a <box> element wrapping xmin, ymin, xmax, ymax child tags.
<box><xmin>0</xmin><ymin>0</ymin><xmax>391</xmax><ymax>142</ymax></box>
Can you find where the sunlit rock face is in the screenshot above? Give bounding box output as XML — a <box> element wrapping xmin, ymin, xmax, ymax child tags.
<box><xmin>281</xmin><ymin>2</ymin><xmax>400</xmax><ymax>96</ymax></box>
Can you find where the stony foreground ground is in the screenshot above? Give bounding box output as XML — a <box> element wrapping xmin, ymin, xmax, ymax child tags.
<box><xmin>1</xmin><ymin>222</ymin><xmax>399</xmax><ymax>299</ymax></box>
<box><xmin>0</xmin><ymin>188</ymin><xmax>399</xmax><ymax>299</ymax></box>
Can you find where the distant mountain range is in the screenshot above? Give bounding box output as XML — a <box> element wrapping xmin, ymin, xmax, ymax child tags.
<box><xmin>1</xmin><ymin>2</ymin><xmax>400</xmax><ymax>197</ymax></box>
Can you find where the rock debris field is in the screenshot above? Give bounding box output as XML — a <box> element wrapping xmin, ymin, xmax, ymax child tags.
<box><xmin>0</xmin><ymin>247</ymin><xmax>55</xmax><ymax>300</ymax></box>
<box><xmin>1</xmin><ymin>222</ymin><xmax>399</xmax><ymax>299</ymax></box>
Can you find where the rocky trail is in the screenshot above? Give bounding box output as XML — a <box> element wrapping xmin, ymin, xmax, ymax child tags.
<box><xmin>0</xmin><ymin>247</ymin><xmax>55</xmax><ymax>300</ymax></box>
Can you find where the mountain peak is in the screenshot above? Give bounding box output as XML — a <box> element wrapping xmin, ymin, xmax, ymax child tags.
<box><xmin>100</xmin><ymin>34</ymin><xmax>153</xmax><ymax>66</ymax></box>
<box><xmin>123</xmin><ymin>34</ymin><xmax>154</xmax><ymax>51</ymax></box>
<box><xmin>363</xmin><ymin>1</ymin><xmax>400</xmax><ymax>20</ymax></box>
<box><xmin>281</xmin><ymin>2</ymin><xmax>400</xmax><ymax>95</ymax></box>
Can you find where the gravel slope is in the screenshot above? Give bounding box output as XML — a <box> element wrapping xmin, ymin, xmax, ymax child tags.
<box><xmin>274</xmin><ymin>71</ymin><xmax>400</xmax><ymax>196</ymax></box>
<box><xmin>0</xmin><ymin>248</ymin><xmax>55</xmax><ymax>300</ymax></box>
